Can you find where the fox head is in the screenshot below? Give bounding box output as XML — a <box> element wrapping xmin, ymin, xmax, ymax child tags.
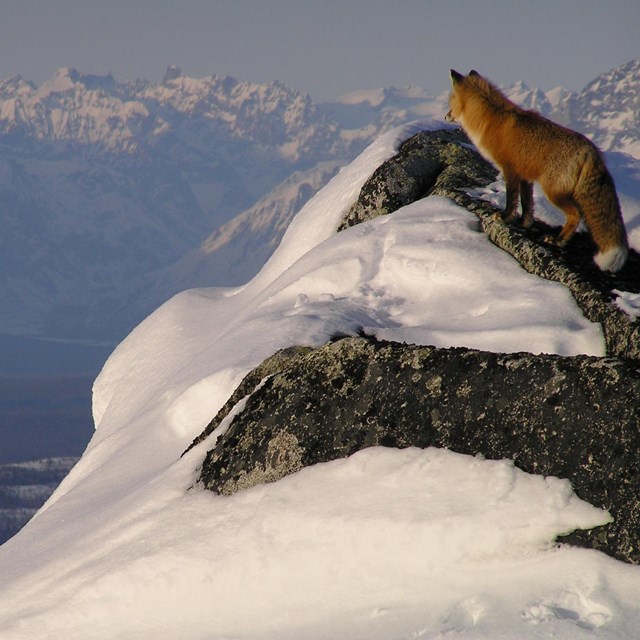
<box><xmin>446</xmin><ymin>69</ymin><xmax>483</xmax><ymax>123</ymax></box>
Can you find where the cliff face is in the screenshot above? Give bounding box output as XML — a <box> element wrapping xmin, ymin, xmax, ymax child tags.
<box><xmin>195</xmin><ymin>129</ymin><xmax>640</xmax><ymax>564</ymax></box>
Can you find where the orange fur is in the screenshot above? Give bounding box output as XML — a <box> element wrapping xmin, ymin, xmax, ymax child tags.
<box><xmin>447</xmin><ymin>69</ymin><xmax>628</xmax><ymax>272</ymax></box>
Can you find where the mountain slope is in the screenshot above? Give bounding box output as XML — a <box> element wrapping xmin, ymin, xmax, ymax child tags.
<box><xmin>147</xmin><ymin>160</ymin><xmax>342</xmax><ymax>297</ymax></box>
<box><xmin>0</xmin><ymin>67</ymin><xmax>345</xmax><ymax>343</ymax></box>
<box><xmin>149</xmin><ymin>60</ymin><xmax>640</xmax><ymax>306</ymax></box>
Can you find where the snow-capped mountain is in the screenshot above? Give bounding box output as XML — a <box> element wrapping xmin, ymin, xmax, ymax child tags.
<box><xmin>321</xmin><ymin>80</ymin><xmax>555</xmax><ymax>146</ymax></box>
<box><xmin>553</xmin><ymin>59</ymin><xmax>640</xmax><ymax>157</ymax></box>
<box><xmin>112</xmin><ymin>160</ymin><xmax>344</xmax><ymax>325</ymax></box>
<box><xmin>0</xmin><ymin>67</ymin><xmax>347</xmax><ymax>343</ymax></box>
<box><xmin>504</xmin><ymin>80</ymin><xmax>555</xmax><ymax>116</ymax></box>
<box><xmin>154</xmin><ymin>62</ymin><xmax>640</xmax><ymax>306</ymax></box>
<box><xmin>1</xmin><ymin>61</ymin><xmax>639</xmax><ymax>354</ymax></box>
<box><xmin>320</xmin><ymin>85</ymin><xmax>449</xmax><ymax>149</ymax></box>
<box><xmin>0</xmin><ymin>65</ymin><xmax>342</xmax><ymax>160</ymax></box>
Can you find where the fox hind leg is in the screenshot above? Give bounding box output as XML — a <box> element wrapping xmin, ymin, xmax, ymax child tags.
<box><xmin>544</xmin><ymin>192</ymin><xmax>582</xmax><ymax>246</ymax></box>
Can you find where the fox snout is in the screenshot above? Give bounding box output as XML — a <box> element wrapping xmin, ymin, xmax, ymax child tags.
<box><xmin>445</xmin><ymin>109</ymin><xmax>456</xmax><ymax>123</ymax></box>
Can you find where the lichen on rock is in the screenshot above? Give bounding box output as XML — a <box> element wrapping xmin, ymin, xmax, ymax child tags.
<box><xmin>197</xmin><ymin>336</ymin><xmax>640</xmax><ymax>563</ymax></box>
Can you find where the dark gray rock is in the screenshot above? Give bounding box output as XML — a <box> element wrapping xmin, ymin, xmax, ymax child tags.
<box><xmin>455</xmin><ymin>191</ymin><xmax>640</xmax><ymax>361</ymax></box>
<box><xmin>187</xmin><ymin>345</ymin><xmax>312</xmax><ymax>453</ymax></box>
<box><xmin>198</xmin><ymin>336</ymin><xmax>640</xmax><ymax>564</ymax></box>
<box><xmin>338</xmin><ymin>128</ymin><xmax>497</xmax><ymax>230</ymax></box>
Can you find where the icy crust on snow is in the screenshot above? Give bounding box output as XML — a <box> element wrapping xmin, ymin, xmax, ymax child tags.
<box><xmin>1</xmin><ymin>123</ymin><xmax>639</xmax><ymax>639</ymax></box>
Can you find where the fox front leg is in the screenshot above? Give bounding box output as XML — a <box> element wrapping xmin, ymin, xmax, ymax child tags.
<box><xmin>493</xmin><ymin>171</ymin><xmax>521</xmax><ymax>223</ymax></box>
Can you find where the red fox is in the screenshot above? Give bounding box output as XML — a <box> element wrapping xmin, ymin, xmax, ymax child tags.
<box><xmin>446</xmin><ymin>69</ymin><xmax>628</xmax><ymax>272</ymax></box>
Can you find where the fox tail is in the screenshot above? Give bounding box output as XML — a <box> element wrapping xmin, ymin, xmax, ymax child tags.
<box><xmin>594</xmin><ymin>244</ymin><xmax>628</xmax><ymax>272</ymax></box>
<box><xmin>575</xmin><ymin>154</ymin><xmax>628</xmax><ymax>272</ymax></box>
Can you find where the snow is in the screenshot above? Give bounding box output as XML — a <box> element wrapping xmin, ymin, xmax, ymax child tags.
<box><xmin>1</xmin><ymin>122</ymin><xmax>639</xmax><ymax>638</ymax></box>
<box><xmin>545</xmin><ymin>85</ymin><xmax>574</xmax><ymax>107</ymax></box>
<box><xmin>613</xmin><ymin>289</ymin><xmax>640</xmax><ymax>318</ymax></box>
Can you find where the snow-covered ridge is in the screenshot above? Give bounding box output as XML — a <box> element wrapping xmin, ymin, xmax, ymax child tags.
<box><xmin>136</xmin><ymin>160</ymin><xmax>343</xmax><ymax>303</ymax></box>
<box><xmin>0</xmin><ymin>67</ymin><xmax>349</xmax><ymax>342</ymax></box>
<box><xmin>553</xmin><ymin>59</ymin><xmax>640</xmax><ymax>156</ymax></box>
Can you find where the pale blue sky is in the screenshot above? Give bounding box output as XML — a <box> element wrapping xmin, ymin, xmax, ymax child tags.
<box><xmin>0</xmin><ymin>0</ymin><xmax>638</xmax><ymax>100</ymax></box>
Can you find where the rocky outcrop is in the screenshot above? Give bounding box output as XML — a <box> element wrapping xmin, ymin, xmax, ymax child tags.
<box><xmin>198</xmin><ymin>336</ymin><xmax>640</xmax><ymax>564</ymax></box>
<box><xmin>338</xmin><ymin>128</ymin><xmax>497</xmax><ymax>230</ymax></box>
<box><xmin>341</xmin><ymin>129</ymin><xmax>640</xmax><ymax>359</ymax></box>
<box><xmin>193</xmin><ymin>128</ymin><xmax>640</xmax><ymax>565</ymax></box>
<box><xmin>453</xmin><ymin>189</ymin><xmax>640</xmax><ymax>361</ymax></box>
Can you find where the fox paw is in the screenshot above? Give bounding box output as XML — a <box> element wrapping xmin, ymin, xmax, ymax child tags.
<box><xmin>543</xmin><ymin>234</ymin><xmax>561</xmax><ymax>245</ymax></box>
<box><xmin>493</xmin><ymin>212</ymin><xmax>518</xmax><ymax>224</ymax></box>
<box><xmin>520</xmin><ymin>217</ymin><xmax>534</xmax><ymax>229</ymax></box>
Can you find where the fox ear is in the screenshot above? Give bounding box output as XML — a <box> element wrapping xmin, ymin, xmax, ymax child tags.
<box><xmin>469</xmin><ymin>70</ymin><xmax>480</xmax><ymax>77</ymax></box>
<box><xmin>450</xmin><ymin>69</ymin><xmax>464</xmax><ymax>85</ymax></box>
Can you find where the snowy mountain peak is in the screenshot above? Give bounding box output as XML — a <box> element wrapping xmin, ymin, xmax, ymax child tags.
<box><xmin>334</xmin><ymin>84</ymin><xmax>433</xmax><ymax>108</ymax></box>
<box><xmin>1</xmin><ymin>123</ymin><xmax>638</xmax><ymax>637</ymax></box>
<box><xmin>162</xmin><ymin>64</ymin><xmax>184</xmax><ymax>83</ymax></box>
<box><xmin>553</xmin><ymin>59</ymin><xmax>640</xmax><ymax>156</ymax></box>
<box><xmin>0</xmin><ymin>67</ymin><xmax>342</xmax><ymax>160</ymax></box>
<box><xmin>53</xmin><ymin>65</ymin><xmax>80</xmax><ymax>82</ymax></box>
<box><xmin>35</xmin><ymin>67</ymin><xmax>118</xmax><ymax>96</ymax></box>
<box><xmin>509</xmin><ymin>79</ymin><xmax>530</xmax><ymax>92</ymax></box>
<box><xmin>0</xmin><ymin>74</ymin><xmax>35</xmax><ymax>97</ymax></box>
<box><xmin>545</xmin><ymin>85</ymin><xmax>574</xmax><ymax>108</ymax></box>
<box><xmin>582</xmin><ymin>59</ymin><xmax>640</xmax><ymax>94</ymax></box>
<box><xmin>505</xmin><ymin>80</ymin><xmax>554</xmax><ymax>116</ymax></box>
<box><xmin>0</xmin><ymin>60</ymin><xmax>639</xmax><ymax>344</ymax></box>
<box><xmin>320</xmin><ymin>84</ymin><xmax>447</xmax><ymax>146</ymax></box>
<box><xmin>35</xmin><ymin>67</ymin><xmax>78</xmax><ymax>96</ymax></box>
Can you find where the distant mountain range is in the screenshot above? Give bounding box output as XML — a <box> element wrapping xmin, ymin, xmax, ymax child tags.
<box><xmin>1</xmin><ymin>60</ymin><xmax>639</xmax><ymax>352</ymax></box>
<box><xmin>0</xmin><ymin>66</ymin><xmax>344</xmax><ymax>343</ymax></box>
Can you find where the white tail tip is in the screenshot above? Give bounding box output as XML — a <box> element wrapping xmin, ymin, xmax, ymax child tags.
<box><xmin>595</xmin><ymin>245</ymin><xmax>628</xmax><ymax>272</ymax></box>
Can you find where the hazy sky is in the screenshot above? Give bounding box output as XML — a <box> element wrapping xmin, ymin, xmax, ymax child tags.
<box><xmin>0</xmin><ymin>0</ymin><xmax>638</xmax><ymax>101</ymax></box>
